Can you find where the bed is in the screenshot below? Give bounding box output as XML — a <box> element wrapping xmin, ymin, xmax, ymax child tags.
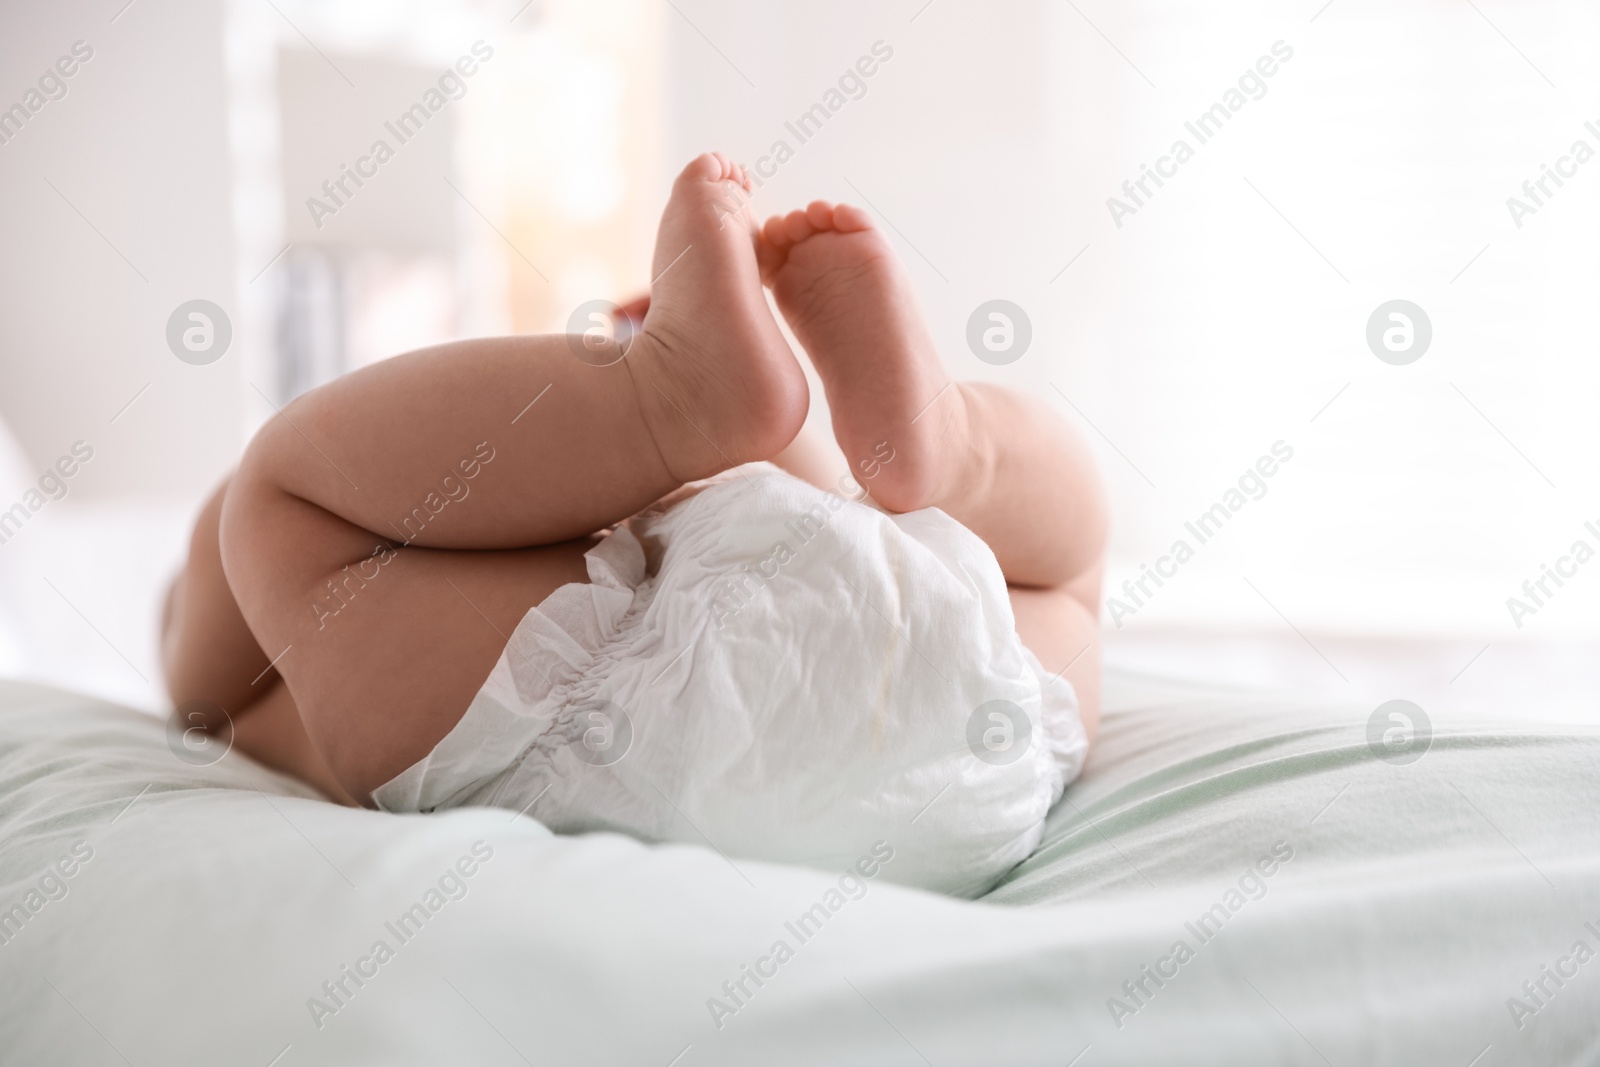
<box><xmin>1</xmin><ymin>666</ymin><xmax>1594</xmax><ymax>1065</ymax></box>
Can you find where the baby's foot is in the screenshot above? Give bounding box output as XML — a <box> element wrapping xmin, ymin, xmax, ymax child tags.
<box><xmin>759</xmin><ymin>202</ymin><xmax>959</xmax><ymax>513</ymax></box>
<box><xmin>628</xmin><ymin>153</ymin><xmax>809</xmax><ymax>482</ymax></box>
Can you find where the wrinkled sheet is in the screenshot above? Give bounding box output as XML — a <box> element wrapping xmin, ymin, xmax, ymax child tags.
<box><xmin>0</xmin><ymin>672</ymin><xmax>1596</xmax><ymax>1065</ymax></box>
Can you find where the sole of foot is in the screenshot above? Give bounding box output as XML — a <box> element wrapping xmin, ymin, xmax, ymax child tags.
<box><xmin>759</xmin><ymin>200</ymin><xmax>963</xmax><ymax>513</ymax></box>
<box><xmin>627</xmin><ymin>153</ymin><xmax>810</xmax><ymax>483</ymax></box>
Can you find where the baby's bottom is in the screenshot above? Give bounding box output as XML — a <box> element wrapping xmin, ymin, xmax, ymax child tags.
<box><xmin>164</xmin><ymin>155</ymin><xmax>1105</xmax><ymax>806</ymax></box>
<box><xmin>161</xmin><ymin>443</ymin><xmax>1090</xmax><ymax>807</ymax></box>
<box><xmin>364</xmin><ymin>465</ymin><xmax>1087</xmax><ymax>896</ymax></box>
<box><xmin>164</xmin><ymin>443</ymin><xmax>602</xmax><ymax>805</ymax></box>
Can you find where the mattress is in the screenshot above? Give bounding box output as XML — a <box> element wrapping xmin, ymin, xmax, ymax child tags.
<box><xmin>0</xmin><ymin>669</ymin><xmax>1595</xmax><ymax>1064</ymax></box>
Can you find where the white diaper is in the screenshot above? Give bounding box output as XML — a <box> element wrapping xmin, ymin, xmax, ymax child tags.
<box><xmin>372</xmin><ymin>464</ymin><xmax>1087</xmax><ymax>897</ymax></box>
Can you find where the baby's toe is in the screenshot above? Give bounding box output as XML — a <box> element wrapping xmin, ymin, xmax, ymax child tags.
<box><xmin>677</xmin><ymin>152</ymin><xmax>724</xmax><ymax>188</ymax></box>
<box><xmin>832</xmin><ymin>203</ymin><xmax>873</xmax><ymax>232</ymax></box>
<box><xmin>762</xmin><ymin>215</ymin><xmax>793</xmax><ymax>247</ymax></box>
<box><xmin>782</xmin><ymin>209</ymin><xmax>816</xmax><ymax>243</ymax></box>
<box><xmin>804</xmin><ymin>200</ymin><xmax>835</xmax><ymax>230</ymax></box>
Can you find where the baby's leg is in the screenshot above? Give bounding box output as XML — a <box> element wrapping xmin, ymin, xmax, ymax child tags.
<box><xmin>163</xmin><ymin>478</ymin><xmax>277</xmax><ymax>717</ymax></box>
<box><xmin>223</xmin><ymin>154</ymin><xmax>807</xmax><ymax>802</ymax></box>
<box><xmin>931</xmin><ymin>384</ymin><xmax>1105</xmax><ymax>739</ymax></box>
<box><xmin>760</xmin><ymin>205</ymin><xmax>1106</xmax><ymax>736</ymax></box>
<box><xmin>163</xmin><ymin>477</ymin><xmax>353</xmax><ymax>803</ymax></box>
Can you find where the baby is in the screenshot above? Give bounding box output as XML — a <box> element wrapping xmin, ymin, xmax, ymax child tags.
<box><xmin>161</xmin><ymin>154</ymin><xmax>1108</xmax><ymax>897</ymax></box>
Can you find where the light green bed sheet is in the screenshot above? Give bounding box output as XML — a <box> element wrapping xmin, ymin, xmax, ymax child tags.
<box><xmin>0</xmin><ymin>672</ymin><xmax>1596</xmax><ymax>1065</ymax></box>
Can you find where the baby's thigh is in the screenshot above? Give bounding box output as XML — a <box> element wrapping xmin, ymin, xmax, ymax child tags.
<box><xmin>304</xmin><ymin>541</ymin><xmax>595</xmax><ymax>803</ymax></box>
<box><xmin>1008</xmin><ymin>579</ymin><xmax>1101</xmax><ymax>744</ymax></box>
<box><xmin>224</xmin><ymin>479</ymin><xmax>596</xmax><ymax>802</ymax></box>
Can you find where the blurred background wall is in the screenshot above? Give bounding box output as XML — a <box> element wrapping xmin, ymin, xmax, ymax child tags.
<box><xmin>0</xmin><ymin>0</ymin><xmax>1596</xmax><ymax>722</ymax></box>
